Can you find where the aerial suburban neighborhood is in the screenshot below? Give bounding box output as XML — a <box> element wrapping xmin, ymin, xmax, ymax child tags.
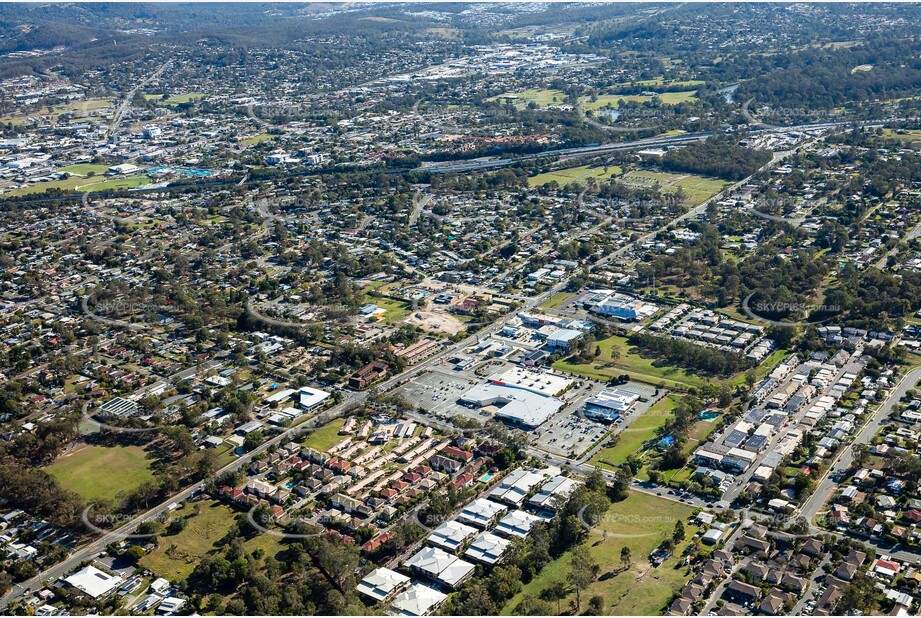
<box><xmin>2</xmin><ymin>2</ymin><xmax>921</xmax><ymax>617</ymax></box>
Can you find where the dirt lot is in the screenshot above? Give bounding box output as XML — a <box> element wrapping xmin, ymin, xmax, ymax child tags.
<box><xmin>405</xmin><ymin>307</ymin><xmax>467</xmax><ymax>335</ymax></box>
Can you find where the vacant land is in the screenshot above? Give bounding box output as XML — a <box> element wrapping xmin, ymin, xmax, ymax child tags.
<box><xmin>528</xmin><ymin>164</ymin><xmax>622</xmax><ymax>188</ymax></box>
<box><xmin>590</xmin><ymin>395</ymin><xmax>677</xmax><ymax>469</ymax></box>
<box><xmin>301</xmin><ymin>418</ymin><xmax>346</xmax><ymax>452</ymax></box>
<box><xmin>139</xmin><ymin>500</ymin><xmax>239</xmax><ymax>581</ymax></box>
<box><xmin>554</xmin><ymin>334</ymin><xmax>708</xmax><ymax>390</ymax></box>
<box><xmin>618</xmin><ymin>170</ymin><xmax>725</xmax><ymax>206</ymax></box>
<box><xmin>46</xmin><ymin>444</ymin><xmax>155</xmax><ymax>503</ymax></box>
<box><xmin>539</xmin><ymin>291</ymin><xmax>576</xmax><ymax>310</ymax></box>
<box><xmin>502</xmin><ymin>491</ymin><xmax>697</xmax><ymax>616</ymax></box>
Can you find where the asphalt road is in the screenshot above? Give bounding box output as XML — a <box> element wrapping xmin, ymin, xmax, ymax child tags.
<box><xmin>799</xmin><ymin>365</ymin><xmax>921</xmax><ymax>525</ymax></box>
<box><xmin>0</xmin><ymin>122</ymin><xmax>850</xmax><ymax>609</ymax></box>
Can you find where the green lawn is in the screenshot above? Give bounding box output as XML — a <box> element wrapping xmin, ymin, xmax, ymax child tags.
<box><xmin>881</xmin><ymin>128</ymin><xmax>921</xmax><ymax>148</ymax></box>
<box><xmin>488</xmin><ymin>88</ymin><xmax>568</xmax><ymax>108</ymax></box>
<box><xmin>163</xmin><ymin>92</ymin><xmax>208</xmax><ymax>105</ymax></box>
<box><xmin>528</xmin><ymin>164</ymin><xmax>622</xmax><ymax>188</ymax></box>
<box><xmin>241</xmin><ymin>133</ymin><xmax>275</xmax><ymax>146</ymax></box>
<box><xmin>590</xmin><ymin>396</ymin><xmax>677</xmax><ymax>469</ymax></box>
<box><xmin>301</xmin><ymin>418</ymin><xmax>346</xmax><ymax>452</ymax></box>
<box><xmin>553</xmin><ymin>334</ymin><xmax>709</xmax><ymax>390</ymax></box>
<box><xmin>2</xmin><ymin>174</ymin><xmax>150</xmax><ymax>198</ymax></box>
<box><xmin>539</xmin><ymin>291</ymin><xmax>576</xmax><ymax>310</ymax></box>
<box><xmin>581</xmin><ymin>90</ymin><xmax>698</xmax><ymax>110</ymax></box>
<box><xmin>46</xmin><ymin>445</ymin><xmax>155</xmax><ymax>503</ymax></box>
<box><xmin>618</xmin><ymin>170</ymin><xmax>726</xmax><ymax>206</ymax></box>
<box><xmin>139</xmin><ymin>500</ymin><xmax>239</xmax><ymax>581</ymax></box>
<box><xmin>60</xmin><ymin>163</ymin><xmax>109</xmax><ymax>176</ymax></box>
<box><xmin>502</xmin><ymin>491</ymin><xmax>697</xmax><ymax>616</ymax></box>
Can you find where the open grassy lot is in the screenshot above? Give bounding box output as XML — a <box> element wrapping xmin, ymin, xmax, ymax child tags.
<box><xmin>528</xmin><ymin>164</ymin><xmax>622</xmax><ymax>188</ymax></box>
<box><xmin>1</xmin><ymin>98</ymin><xmax>112</xmax><ymax>125</ymax></box>
<box><xmin>240</xmin><ymin>133</ymin><xmax>275</xmax><ymax>146</ymax></box>
<box><xmin>139</xmin><ymin>500</ymin><xmax>239</xmax><ymax>581</ymax></box>
<box><xmin>501</xmin><ymin>491</ymin><xmax>697</xmax><ymax>616</ymax></box>
<box><xmin>46</xmin><ymin>444</ymin><xmax>155</xmax><ymax>503</ymax></box>
<box><xmin>301</xmin><ymin>418</ymin><xmax>346</xmax><ymax>452</ymax></box>
<box><xmin>488</xmin><ymin>88</ymin><xmax>568</xmax><ymax>108</ymax></box>
<box><xmin>590</xmin><ymin>396</ymin><xmax>677</xmax><ymax>469</ymax></box>
<box><xmin>539</xmin><ymin>291</ymin><xmax>576</xmax><ymax>310</ymax></box>
<box><xmin>553</xmin><ymin>334</ymin><xmax>709</xmax><ymax>390</ymax></box>
<box><xmin>881</xmin><ymin>128</ymin><xmax>921</xmax><ymax>147</ymax></box>
<box><xmin>376</xmin><ymin>297</ymin><xmax>412</xmax><ymax>323</ymax></box>
<box><xmin>159</xmin><ymin>92</ymin><xmax>208</xmax><ymax>105</ymax></box>
<box><xmin>2</xmin><ymin>174</ymin><xmax>150</xmax><ymax>198</ymax></box>
<box><xmin>581</xmin><ymin>90</ymin><xmax>698</xmax><ymax>110</ymax></box>
<box><xmin>618</xmin><ymin>170</ymin><xmax>726</xmax><ymax>206</ymax></box>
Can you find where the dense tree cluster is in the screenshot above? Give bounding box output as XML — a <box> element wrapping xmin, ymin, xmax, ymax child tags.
<box><xmin>662</xmin><ymin>136</ymin><xmax>772</xmax><ymax>181</ymax></box>
<box><xmin>628</xmin><ymin>332</ymin><xmax>753</xmax><ymax>376</ymax></box>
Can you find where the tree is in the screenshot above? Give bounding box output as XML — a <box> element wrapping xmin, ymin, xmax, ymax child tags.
<box><xmin>587</xmin><ymin>595</ymin><xmax>606</xmax><ymax>615</ymax></box>
<box><xmin>124</xmin><ymin>545</ymin><xmax>146</xmax><ymax>564</ymax></box>
<box><xmin>242</xmin><ymin>430</ymin><xmax>264</xmax><ymax>453</ymax></box>
<box><xmin>673</xmin><ymin>520</ymin><xmax>686</xmax><ymax>544</ymax></box>
<box><xmin>568</xmin><ymin>546</ymin><xmax>599</xmax><ymax>612</ymax></box>
<box><xmin>540</xmin><ymin>581</ymin><xmax>567</xmax><ymax>615</ymax></box>
<box><xmin>620</xmin><ymin>546</ymin><xmax>632</xmax><ymax>570</ymax></box>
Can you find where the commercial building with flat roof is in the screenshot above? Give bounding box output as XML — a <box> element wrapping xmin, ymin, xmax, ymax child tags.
<box><xmin>460</xmin><ymin>383</ymin><xmax>563</xmax><ymax>430</ymax></box>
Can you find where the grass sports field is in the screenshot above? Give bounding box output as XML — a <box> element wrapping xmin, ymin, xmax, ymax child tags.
<box><xmin>502</xmin><ymin>491</ymin><xmax>698</xmax><ymax>616</ymax></box>
<box><xmin>488</xmin><ymin>88</ymin><xmax>568</xmax><ymax>108</ymax></box>
<box><xmin>2</xmin><ymin>174</ymin><xmax>150</xmax><ymax>198</ymax></box>
<box><xmin>581</xmin><ymin>90</ymin><xmax>698</xmax><ymax>110</ymax></box>
<box><xmin>241</xmin><ymin>133</ymin><xmax>275</xmax><ymax>145</ymax></box>
<box><xmin>528</xmin><ymin>164</ymin><xmax>622</xmax><ymax>188</ymax></box>
<box><xmin>553</xmin><ymin>334</ymin><xmax>709</xmax><ymax>390</ymax></box>
<box><xmin>46</xmin><ymin>444</ymin><xmax>155</xmax><ymax>503</ymax></box>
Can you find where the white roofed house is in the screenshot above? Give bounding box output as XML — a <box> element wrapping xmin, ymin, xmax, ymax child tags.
<box><xmin>427</xmin><ymin>520</ymin><xmax>478</xmax><ymax>554</ymax></box>
<box><xmin>457</xmin><ymin>498</ymin><xmax>507</xmax><ymax>529</ymax></box>
<box><xmin>356</xmin><ymin>567</ymin><xmax>410</xmax><ymax>603</ymax></box>
<box><xmin>390</xmin><ymin>583</ymin><xmax>447</xmax><ymax>616</ymax></box>
<box><xmin>495</xmin><ymin>510</ymin><xmax>547</xmax><ymax>539</ymax></box>
<box><xmin>528</xmin><ymin>475</ymin><xmax>579</xmax><ymax>511</ymax></box>
<box><xmin>404</xmin><ymin>546</ymin><xmax>476</xmax><ymax>589</ymax></box>
<box><xmin>464</xmin><ymin>532</ymin><xmax>511</xmax><ymax>566</ymax></box>
<box><xmin>487</xmin><ymin>468</ymin><xmax>547</xmax><ymax>507</ymax></box>
<box><xmin>63</xmin><ymin>565</ymin><xmax>123</xmax><ymax>599</ymax></box>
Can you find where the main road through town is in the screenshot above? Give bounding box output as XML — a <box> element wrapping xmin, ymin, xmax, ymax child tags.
<box><xmin>0</xmin><ymin>121</ymin><xmax>850</xmax><ymax>610</ymax></box>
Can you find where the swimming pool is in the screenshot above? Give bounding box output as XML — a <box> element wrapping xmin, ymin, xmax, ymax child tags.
<box><xmin>478</xmin><ymin>472</ymin><xmax>494</xmax><ymax>483</ymax></box>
